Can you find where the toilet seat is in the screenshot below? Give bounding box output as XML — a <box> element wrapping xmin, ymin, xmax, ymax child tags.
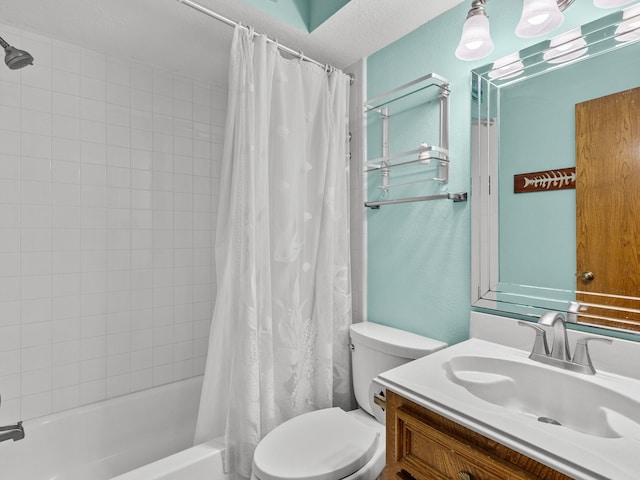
<box><xmin>252</xmin><ymin>408</ymin><xmax>380</xmax><ymax>480</ymax></box>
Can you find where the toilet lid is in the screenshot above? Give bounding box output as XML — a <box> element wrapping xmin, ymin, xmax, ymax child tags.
<box><xmin>252</xmin><ymin>408</ymin><xmax>379</xmax><ymax>480</ymax></box>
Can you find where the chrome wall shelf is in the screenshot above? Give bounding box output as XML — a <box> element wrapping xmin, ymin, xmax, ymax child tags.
<box><xmin>364</xmin><ymin>72</ymin><xmax>466</xmax><ymax>208</ymax></box>
<box><xmin>365</xmin><ymin>192</ymin><xmax>468</xmax><ymax>209</ymax></box>
<box><xmin>365</xmin><ymin>73</ymin><xmax>450</xmax><ymax>113</ymax></box>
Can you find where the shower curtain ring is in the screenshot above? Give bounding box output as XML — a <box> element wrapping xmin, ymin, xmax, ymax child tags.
<box><xmin>297</xmin><ymin>51</ymin><xmax>304</xmax><ymax>63</ymax></box>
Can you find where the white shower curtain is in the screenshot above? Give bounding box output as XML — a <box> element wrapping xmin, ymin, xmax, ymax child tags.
<box><xmin>194</xmin><ymin>26</ymin><xmax>352</xmax><ymax>478</ymax></box>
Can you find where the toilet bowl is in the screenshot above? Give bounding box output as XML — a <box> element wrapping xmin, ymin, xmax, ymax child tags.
<box><xmin>252</xmin><ymin>322</ymin><xmax>447</xmax><ymax>480</ymax></box>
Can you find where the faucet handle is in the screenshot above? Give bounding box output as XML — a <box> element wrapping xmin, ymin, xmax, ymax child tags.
<box><xmin>518</xmin><ymin>321</ymin><xmax>550</xmax><ymax>357</ymax></box>
<box><xmin>572</xmin><ymin>336</ymin><xmax>613</xmax><ymax>374</ymax></box>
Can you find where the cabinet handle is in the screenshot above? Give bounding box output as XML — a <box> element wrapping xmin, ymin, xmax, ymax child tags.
<box><xmin>396</xmin><ymin>469</ymin><xmax>418</xmax><ymax>480</ymax></box>
<box><xmin>458</xmin><ymin>472</ymin><xmax>473</xmax><ymax>480</ymax></box>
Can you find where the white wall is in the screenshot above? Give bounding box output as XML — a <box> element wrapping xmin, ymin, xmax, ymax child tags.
<box><xmin>345</xmin><ymin>59</ymin><xmax>367</xmax><ymax>324</ymax></box>
<box><xmin>0</xmin><ymin>24</ymin><xmax>226</xmax><ymax>423</ymax></box>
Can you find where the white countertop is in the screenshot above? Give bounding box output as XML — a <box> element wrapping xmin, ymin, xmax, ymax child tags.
<box><xmin>376</xmin><ymin>322</ymin><xmax>640</xmax><ymax>480</ymax></box>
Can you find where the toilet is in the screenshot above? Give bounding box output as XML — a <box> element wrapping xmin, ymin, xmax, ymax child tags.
<box><xmin>252</xmin><ymin>322</ymin><xmax>448</xmax><ymax>480</ymax></box>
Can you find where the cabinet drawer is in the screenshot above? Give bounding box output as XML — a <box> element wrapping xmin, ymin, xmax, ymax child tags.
<box><xmin>393</xmin><ymin>407</ymin><xmax>533</xmax><ymax>480</ymax></box>
<box><xmin>385</xmin><ymin>391</ymin><xmax>571</xmax><ymax>480</ymax></box>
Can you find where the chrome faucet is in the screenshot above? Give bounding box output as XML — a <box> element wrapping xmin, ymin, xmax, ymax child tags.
<box><xmin>538</xmin><ymin>311</ymin><xmax>571</xmax><ymax>361</ymax></box>
<box><xmin>0</xmin><ymin>422</ymin><xmax>24</xmax><ymax>443</ymax></box>
<box><xmin>518</xmin><ymin>311</ymin><xmax>612</xmax><ymax>375</ymax></box>
<box><xmin>0</xmin><ymin>395</ymin><xmax>25</xmax><ymax>443</ymax></box>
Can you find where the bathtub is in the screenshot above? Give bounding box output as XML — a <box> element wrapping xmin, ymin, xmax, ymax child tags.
<box><xmin>0</xmin><ymin>376</ymin><xmax>225</xmax><ymax>480</ymax></box>
<box><xmin>113</xmin><ymin>438</ymin><xmax>226</xmax><ymax>480</ymax></box>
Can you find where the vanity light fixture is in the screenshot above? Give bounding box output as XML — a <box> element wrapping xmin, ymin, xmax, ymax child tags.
<box><xmin>455</xmin><ymin>0</ymin><xmax>636</xmax><ymax>61</ymax></box>
<box><xmin>455</xmin><ymin>0</ymin><xmax>495</xmax><ymax>61</ymax></box>
<box><xmin>516</xmin><ymin>0</ymin><xmax>565</xmax><ymax>38</ymax></box>
<box><xmin>615</xmin><ymin>3</ymin><xmax>640</xmax><ymax>41</ymax></box>
<box><xmin>543</xmin><ymin>27</ymin><xmax>588</xmax><ymax>63</ymax></box>
<box><xmin>595</xmin><ymin>0</ymin><xmax>636</xmax><ymax>6</ymax></box>
<box><xmin>488</xmin><ymin>53</ymin><xmax>525</xmax><ymax>79</ymax></box>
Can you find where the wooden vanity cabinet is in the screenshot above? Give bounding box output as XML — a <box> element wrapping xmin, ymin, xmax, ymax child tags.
<box><xmin>385</xmin><ymin>391</ymin><xmax>572</xmax><ymax>480</ymax></box>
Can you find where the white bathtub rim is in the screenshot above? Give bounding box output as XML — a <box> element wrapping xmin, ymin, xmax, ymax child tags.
<box><xmin>111</xmin><ymin>438</ymin><xmax>226</xmax><ymax>480</ymax></box>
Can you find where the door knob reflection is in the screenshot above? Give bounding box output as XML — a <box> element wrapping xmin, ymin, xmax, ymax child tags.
<box><xmin>580</xmin><ymin>271</ymin><xmax>595</xmax><ymax>283</ymax></box>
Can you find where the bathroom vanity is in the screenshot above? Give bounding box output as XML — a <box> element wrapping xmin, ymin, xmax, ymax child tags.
<box><xmin>385</xmin><ymin>390</ymin><xmax>569</xmax><ymax>480</ymax></box>
<box><xmin>376</xmin><ymin>312</ymin><xmax>640</xmax><ymax>480</ymax></box>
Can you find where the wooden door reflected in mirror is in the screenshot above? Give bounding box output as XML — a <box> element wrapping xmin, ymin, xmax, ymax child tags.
<box><xmin>576</xmin><ymin>87</ymin><xmax>640</xmax><ymax>330</ymax></box>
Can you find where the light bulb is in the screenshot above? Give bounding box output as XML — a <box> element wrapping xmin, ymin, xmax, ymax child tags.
<box><xmin>488</xmin><ymin>53</ymin><xmax>525</xmax><ymax>80</ymax></box>
<box><xmin>455</xmin><ymin>14</ymin><xmax>495</xmax><ymax>61</ymax></box>
<box><xmin>594</xmin><ymin>0</ymin><xmax>634</xmax><ymax>8</ymax></box>
<box><xmin>516</xmin><ymin>0</ymin><xmax>564</xmax><ymax>38</ymax></box>
<box><xmin>615</xmin><ymin>3</ymin><xmax>640</xmax><ymax>42</ymax></box>
<box><xmin>543</xmin><ymin>27</ymin><xmax>587</xmax><ymax>63</ymax></box>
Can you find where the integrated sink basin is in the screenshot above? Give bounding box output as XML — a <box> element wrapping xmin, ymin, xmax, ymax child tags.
<box><xmin>375</xmin><ymin>317</ymin><xmax>640</xmax><ymax>480</ymax></box>
<box><xmin>443</xmin><ymin>355</ymin><xmax>640</xmax><ymax>439</ymax></box>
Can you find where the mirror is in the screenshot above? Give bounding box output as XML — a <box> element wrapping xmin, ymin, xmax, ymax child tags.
<box><xmin>471</xmin><ymin>5</ymin><xmax>640</xmax><ymax>333</ymax></box>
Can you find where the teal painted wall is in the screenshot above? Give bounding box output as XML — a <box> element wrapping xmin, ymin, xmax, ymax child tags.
<box><xmin>240</xmin><ymin>0</ymin><xmax>351</xmax><ymax>32</ymax></box>
<box><xmin>366</xmin><ymin>0</ymin><xmax>615</xmax><ymax>345</ymax></box>
<box><xmin>310</xmin><ymin>0</ymin><xmax>351</xmax><ymax>31</ymax></box>
<box><xmin>241</xmin><ymin>0</ymin><xmax>310</xmax><ymax>32</ymax></box>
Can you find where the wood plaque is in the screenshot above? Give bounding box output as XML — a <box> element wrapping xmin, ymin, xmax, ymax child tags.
<box><xmin>514</xmin><ymin>167</ymin><xmax>576</xmax><ymax>193</ymax></box>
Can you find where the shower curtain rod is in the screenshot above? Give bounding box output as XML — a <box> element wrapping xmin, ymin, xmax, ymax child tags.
<box><xmin>177</xmin><ymin>0</ymin><xmax>346</xmax><ymax>76</ymax></box>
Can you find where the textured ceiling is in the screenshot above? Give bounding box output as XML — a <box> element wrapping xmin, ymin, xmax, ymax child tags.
<box><xmin>0</xmin><ymin>0</ymin><xmax>465</xmax><ymax>85</ymax></box>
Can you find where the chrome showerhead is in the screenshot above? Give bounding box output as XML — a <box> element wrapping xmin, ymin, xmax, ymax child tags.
<box><xmin>0</xmin><ymin>35</ymin><xmax>34</xmax><ymax>70</ymax></box>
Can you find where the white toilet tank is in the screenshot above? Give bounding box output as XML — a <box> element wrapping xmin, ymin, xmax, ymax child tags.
<box><xmin>349</xmin><ymin>322</ymin><xmax>447</xmax><ymax>419</ymax></box>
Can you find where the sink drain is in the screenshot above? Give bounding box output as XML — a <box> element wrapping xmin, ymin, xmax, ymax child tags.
<box><xmin>538</xmin><ymin>417</ymin><xmax>561</xmax><ymax>426</ymax></box>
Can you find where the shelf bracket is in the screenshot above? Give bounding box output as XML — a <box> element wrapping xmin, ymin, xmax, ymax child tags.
<box><xmin>438</xmin><ymin>84</ymin><xmax>450</xmax><ymax>184</ymax></box>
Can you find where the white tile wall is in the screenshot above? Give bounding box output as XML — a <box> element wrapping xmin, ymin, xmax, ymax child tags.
<box><xmin>0</xmin><ymin>24</ymin><xmax>226</xmax><ymax>423</ymax></box>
